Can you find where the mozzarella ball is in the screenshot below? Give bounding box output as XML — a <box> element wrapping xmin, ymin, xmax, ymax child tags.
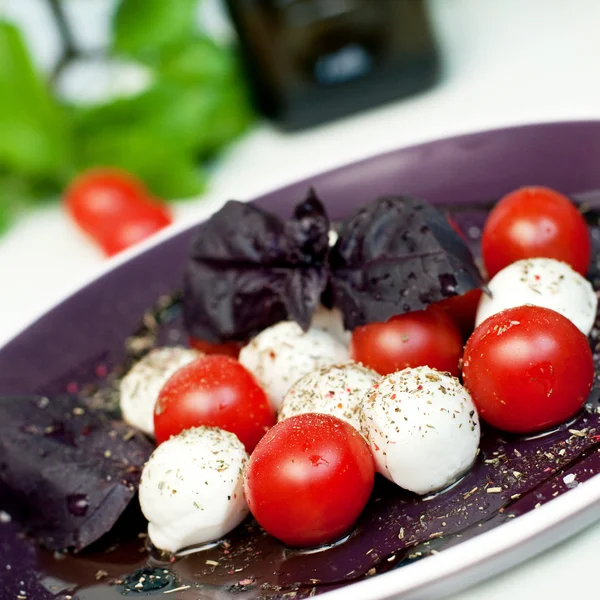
<box><xmin>476</xmin><ymin>258</ymin><xmax>597</xmax><ymax>335</ymax></box>
<box><xmin>279</xmin><ymin>362</ymin><xmax>380</xmax><ymax>430</ymax></box>
<box><xmin>360</xmin><ymin>366</ymin><xmax>480</xmax><ymax>495</ymax></box>
<box><xmin>120</xmin><ymin>347</ymin><xmax>201</xmax><ymax>436</ymax></box>
<box><xmin>139</xmin><ymin>427</ymin><xmax>248</xmax><ymax>553</ymax></box>
<box><xmin>239</xmin><ymin>321</ymin><xmax>350</xmax><ymax>410</ymax></box>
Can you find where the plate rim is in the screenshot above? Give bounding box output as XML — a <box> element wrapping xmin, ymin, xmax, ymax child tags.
<box><xmin>320</xmin><ymin>471</ymin><xmax>600</xmax><ymax>600</ymax></box>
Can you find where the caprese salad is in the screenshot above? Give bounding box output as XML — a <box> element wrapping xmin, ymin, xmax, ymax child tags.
<box><xmin>2</xmin><ymin>184</ymin><xmax>599</xmax><ymax>599</ymax></box>
<box><xmin>130</xmin><ymin>185</ymin><xmax>595</xmax><ymax>553</ymax></box>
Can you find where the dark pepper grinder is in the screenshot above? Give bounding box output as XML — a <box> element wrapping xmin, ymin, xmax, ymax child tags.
<box><xmin>224</xmin><ymin>0</ymin><xmax>441</xmax><ymax>130</ymax></box>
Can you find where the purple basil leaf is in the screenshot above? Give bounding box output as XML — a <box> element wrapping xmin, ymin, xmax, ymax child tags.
<box><xmin>0</xmin><ymin>395</ymin><xmax>153</xmax><ymax>551</ymax></box>
<box><xmin>183</xmin><ymin>191</ymin><xmax>330</xmax><ymax>343</ymax></box>
<box><xmin>330</xmin><ymin>196</ymin><xmax>485</xmax><ymax>329</ymax></box>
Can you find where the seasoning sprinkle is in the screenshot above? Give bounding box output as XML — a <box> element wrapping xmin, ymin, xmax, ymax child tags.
<box><xmin>123</xmin><ymin>429</ymin><xmax>136</xmax><ymax>442</ymax></box>
<box><xmin>163</xmin><ymin>585</ymin><xmax>191</xmax><ymax>594</ymax></box>
<box><xmin>463</xmin><ymin>486</ymin><xmax>478</xmax><ymax>499</ymax></box>
<box><xmin>568</xmin><ymin>428</ymin><xmax>588</xmax><ymax>438</ymax></box>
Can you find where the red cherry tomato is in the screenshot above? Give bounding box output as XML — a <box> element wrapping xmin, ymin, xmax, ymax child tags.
<box><xmin>244</xmin><ymin>413</ymin><xmax>374</xmax><ymax>547</ymax></box>
<box><xmin>433</xmin><ymin>289</ymin><xmax>483</xmax><ymax>340</ymax></box>
<box><xmin>462</xmin><ymin>305</ymin><xmax>593</xmax><ymax>434</ymax></box>
<box><xmin>481</xmin><ymin>186</ymin><xmax>590</xmax><ymax>279</ymax></box>
<box><xmin>97</xmin><ymin>204</ymin><xmax>172</xmax><ymax>256</ymax></box>
<box><xmin>65</xmin><ymin>168</ymin><xmax>172</xmax><ymax>256</ymax></box>
<box><xmin>189</xmin><ymin>337</ymin><xmax>242</xmax><ymax>359</ymax></box>
<box><xmin>66</xmin><ymin>169</ymin><xmax>148</xmax><ymax>231</ymax></box>
<box><xmin>154</xmin><ymin>355</ymin><xmax>275</xmax><ymax>452</ymax></box>
<box><xmin>350</xmin><ymin>308</ymin><xmax>463</xmax><ymax>376</ymax></box>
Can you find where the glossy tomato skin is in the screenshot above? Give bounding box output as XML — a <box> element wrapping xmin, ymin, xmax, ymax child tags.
<box><xmin>350</xmin><ymin>308</ymin><xmax>463</xmax><ymax>376</ymax></box>
<box><xmin>65</xmin><ymin>168</ymin><xmax>172</xmax><ymax>256</ymax></box>
<box><xmin>481</xmin><ymin>186</ymin><xmax>590</xmax><ymax>278</ymax></box>
<box><xmin>244</xmin><ymin>413</ymin><xmax>374</xmax><ymax>547</ymax></box>
<box><xmin>189</xmin><ymin>337</ymin><xmax>242</xmax><ymax>359</ymax></box>
<box><xmin>97</xmin><ymin>204</ymin><xmax>172</xmax><ymax>256</ymax></box>
<box><xmin>154</xmin><ymin>355</ymin><xmax>275</xmax><ymax>452</ymax></box>
<box><xmin>462</xmin><ymin>306</ymin><xmax>594</xmax><ymax>434</ymax></box>
<box><xmin>65</xmin><ymin>168</ymin><xmax>149</xmax><ymax>235</ymax></box>
<box><xmin>433</xmin><ymin>289</ymin><xmax>483</xmax><ymax>340</ymax></box>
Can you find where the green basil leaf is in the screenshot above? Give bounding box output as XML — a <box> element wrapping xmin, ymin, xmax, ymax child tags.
<box><xmin>73</xmin><ymin>28</ymin><xmax>253</xmax><ymax>200</ymax></box>
<box><xmin>113</xmin><ymin>0</ymin><xmax>198</xmax><ymax>60</ymax></box>
<box><xmin>199</xmin><ymin>74</ymin><xmax>254</xmax><ymax>155</ymax></box>
<box><xmin>0</xmin><ymin>172</ymin><xmax>34</xmax><ymax>232</ymax></box>
<box><xmin>0</xmin><ymin>21</ymin><xmax>71</xmax><ymax>183</ymax></box>
<box><xmin>146</xmin><ymin>154</ymin><xmax>207</xmax><ymax>199</ymax></box>
<box><xmin>78</xmin><ymin>129</ymin><xmax>207</xmax><ymax>199</ymax></box>
<box><xmin>73</xmin><ymin>82</ymin><xmax>216</xmax><ymax>154</ymax></box>
<box><xmin>157</xmin><ymin>40</ymin><xmax>255</xmax><ymax>154</ymax></box>
<box><xmin>160</xmin><ymin>37</ymin><xmax>233</xmax><ymax>85</ymax></box>
<box><xmin>73</xmin><ymin>85</ymin><xmax>209</xmax><ymax>199</ymax></box>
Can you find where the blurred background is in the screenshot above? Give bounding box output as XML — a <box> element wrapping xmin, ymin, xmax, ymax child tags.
<box><xmin>3</xmin><ymin>0</ymin><xmax>600</xmax><ymax>344</ymax></box>
<box><xmin>1</xmin><ymin>2</ymin><xmax>600</xmax><ymax>598</ymax></box>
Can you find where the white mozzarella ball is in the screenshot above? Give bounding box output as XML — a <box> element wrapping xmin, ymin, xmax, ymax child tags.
<box><xmin>239</xmin><ymin>321</ymin><xmax>350</xmax><ymax>410</ymax></box>
<box><xmin>139</xmin><ymin>427</ymin><xmax>248</xmax><ymax>553</ymax></box>
<box><xmin>120</xmin><ymin>347</ymin><xmax>201</xmax><ymax>436</ymax></box>
<box><xmin>360</xmin><ymin>366</ymin><xmax>480</xmax><ymax>495</ymax></box>
<box><xmin>279</xmin><ymin>362</ymin><xmax>380</xmax><ymax>430</ymax></box>
<box><xmin>476</xmin><ymin>258</ymin><xmax>597</xmax><ymax>335</ymax></box>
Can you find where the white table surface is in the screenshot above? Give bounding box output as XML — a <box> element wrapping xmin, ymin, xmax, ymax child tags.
<box><xmin>2</xmin><ymin>1</ymin><xmax>600</xmax><ymax>598</ymax></box>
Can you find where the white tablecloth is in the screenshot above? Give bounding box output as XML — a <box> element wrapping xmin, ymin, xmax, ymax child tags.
<box><xmin>2</xmin><ymin>1</ymin><xmax>600</xmax><ymax>598</ymax></box>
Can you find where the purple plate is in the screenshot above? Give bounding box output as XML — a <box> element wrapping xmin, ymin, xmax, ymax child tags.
<box><xmin>3</xmin><ymin>121</ymin><xmax>600</xmax><ymax>600</ymax></box>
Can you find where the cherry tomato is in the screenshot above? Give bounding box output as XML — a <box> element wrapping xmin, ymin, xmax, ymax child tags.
<box><xmin>244</xmin><ymin>413</ymin><xmax>374</xmax><ymax>547</ymax></box>
<box><xmin>154</xmin><ymin>355</ymin><xmax>275</xmax><ymax>452</ymax></box>
<box><xmin>433</xmin><ymin>289</ymin><xmax>483</xmax><ymax>340</ymax></box>
<box><xmin>481</xmin><ymin>186</ymin><xmax>590</xmax><ymax>279</ymax></box>
<box><xmin>189</xmin><ymin>337</ymin><xmax>242</xmax><ymax>359</ymax></box>
<box><xmin>97</xmin><ymin>204</ymin><xmax>172</xmax><ymax>256</ymax></box>
<box><xmin>462</xmin><ymin>305</ymin><xmax>593</xmax><ymax>434</ymax></box>
<box><xmin>350</xmin><ymin>308</ymin><xmax>463</xmax><ymax>376</ymax></box>
<box><xmin>65</xmin><ymin>168</ymin><xmax>172</xmax><ymax>256</ymax></box>
<box><xmin>66</xmin><ymin>169</ymin><xmax>148</xmax><ymax>231</ymax></box>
